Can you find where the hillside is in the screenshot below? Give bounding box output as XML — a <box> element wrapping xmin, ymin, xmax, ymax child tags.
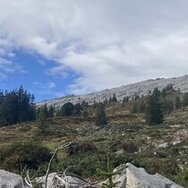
<box><xmin>38</xmin><ymin>75</ymin><xmax>188</xmax><ymax>108</ymax></box>
<box><xmin>1</xmin><ymin>83</ymin><xmax>188</xmax><ymax>187</ymax></box>
<box><xmin>0</xmin><ymin>101</ymin><xmax>188</xmax><ymax>187</ymax></box>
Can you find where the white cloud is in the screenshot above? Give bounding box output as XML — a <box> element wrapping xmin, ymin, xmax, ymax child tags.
<box><xmin>33</xmin><ymin>81</ymin><xmax>56</xmax><ymax>90</ymax></box>
<box><xmin>0</xmin><ymin>58</ymin><xmax>24</xmax><ymax>80</ymax></box>
<box><xmin>1</xmin><ymin>0</ymin><xmax>188</xmax><ymax>93</ymax></box>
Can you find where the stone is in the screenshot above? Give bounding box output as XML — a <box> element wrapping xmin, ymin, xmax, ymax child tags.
<box><xmin>0</xmin><ymin>169</ymin><xmax>24</xmax><ymax>188</ymax></box>
<box><xmin>101</xmin><ymin>163</ymin><xmax>183</xmax><ymax>188</ymax></box>
<box><xmin>35</xmin><ymin>173</ymin><xmax>56</xmax><ymax>188</ymax></box>
<box><xmin>126</xmin><ymin>163</ymin><xmax>183</xmax><ymax>188</ymax></box>
<box><xmin>36</xmin><ymin>173</ymin><xmax>86</xmax><ymax>188</ymax></box>
<box><xmin>37</xmin><ymin>74</ymin><xmax>188</xmax><ymax>108</ymax></box>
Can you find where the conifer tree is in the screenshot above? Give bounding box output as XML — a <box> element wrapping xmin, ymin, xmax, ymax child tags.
<box><xmin>182</xmin><ymin>93</ymin><xmax>188</xmax><ymax>107</ymax></box>
<box><xmin>95</xmin><ymin>103</ymin><xmax>107</xmax><ymax>127</ymax></box>
<box><xmin>123</xmin><ymin>96</ymin><xmax>129</xmax><ymax>103</ymax></box>
<box><xmin>112</xmin><ymin>94</ymin><xmax>117</xmax><ymax>103</ymax></box>
<box><xmin>97</xmin><ymin>155</ymin><xmax>121</xmax><ymax>188</ymax></box>
<box><xmin>74</xmin><ymin>103</ymin><xmax>83</xmax><ymax>116</ymax></box>
<box><xmin>174</xmin><ymin>96</ymin><xmax>182</xmax><ymax>110</ymax></box>
<box><xmin>109</xmin><ymin>97</ymin><xmax>112</xmax><ymax>103</ymax></box>
<box><xmin>145</xmin><ymin>88</ymin><xmax>164</xmax><ymax>125</ymax></box>
<box><xmin>0</xmin><ymin>87</ymin><xmax>35</xmax><ymax>126</ymax></box>
<box><xmin>48</xmin><ymin>106</ymin><xmax>55</xmax><ymax>118</ymax></box>
<box><xmin>59</xmin><ymin>102</ymin><xmax>75</xmax><ymax>116</ymax></box>
<box><xmin>36</xmin><ymin>105</ymin><xmax>48</xmax><ymax>132</ymax></box>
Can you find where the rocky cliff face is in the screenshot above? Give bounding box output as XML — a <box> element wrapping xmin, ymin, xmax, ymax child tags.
<box><xmin>37</xmin><ymin>74</ymin><xmax>188</xmax><ymax>108</ymax></box>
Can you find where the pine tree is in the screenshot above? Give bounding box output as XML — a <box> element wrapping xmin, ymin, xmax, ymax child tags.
<box><xmin>97</xmin><ymin>155</ymin><xmax>121</xmax><ymax>188</ymax></box>
<box><xmin>146</xmin><ymin>88</ymin><xmax>164</xmax><ymax>125</ymax></box>
<box><xmin>132</xmin><ymin>102</ymin><xmax>139</xmax><ymax>113</ymax></box>
<box><xmin>95</xmin><ymin>103</ymin><xmax>107</xmax><ymax>127</ymax></box>
<box><xmin>36</xmin><ymin>105</ymin><xmax>48</xmax><ymax>132</ymax></box>
<box><xmin>0</xmin><ymin>87</ymin><xmax>35</xmax><ymax>126</ymax></box>
<box><xmin>59</xmin><ymin>102</ymin><xmax>74</xmax><ymax>116</ymax></box>
<box><xmin>162</xmin><ymin>99</ymin><xmax>173</xmax><ymax>114</ymax></box>
<box><xmin>182</xmin><ymin>93</ymin><xmax>188</xmax><ymax>107</ymax></box>
<box><xmin>109</xmin><ymin>97</ymin><xmax>112</xmax><ymax>103</ymax></box>
<box><xmin>48</xmin><ymin>106</ymin><xmax>55</xmax><ymax>118</ymax></box>
<box><xmin>123</xmin><ymin>96</ymin><xmax>129</xmax><ymax>103</ymax></box>
<box><xmin>174</xmin><ymin>96</ymin><xmax>182</xmax><ymax>110</ymax></box>
<box><xmin>112</xmin><ymin>94</ymin><xmax>117</xmax><ymax>103</ymax></box>
<box><xmin>74</xmin><ymin>103</ymin><xmax>83</xmax><ymax>116</ymax></box>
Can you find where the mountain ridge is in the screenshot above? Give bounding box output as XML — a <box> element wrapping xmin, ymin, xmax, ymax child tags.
<box><xmin>38</xmin><ymin>74</ymin><xmax>188</xmax><ymax>108</ymax></box>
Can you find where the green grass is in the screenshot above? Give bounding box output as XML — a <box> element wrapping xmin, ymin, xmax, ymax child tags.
<box><xmin>0</xmin><ymin>105</ymin><xmax>188</xmax><ymax>187</ymax></box>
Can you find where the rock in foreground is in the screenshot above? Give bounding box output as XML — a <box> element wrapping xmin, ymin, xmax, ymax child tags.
<box><xmin>101</xmin><ymin>163</ymin><xmax>183</xmax><ymax>188</ymax></box>
<box><xmin>0</xmin><ymin>169</ymin><xmax>24</xmax><ymax>188</ymax></box>
<box><xmin>125</xmin><ymin>163</ymin><xmax>183</xmax><ymax>188</ymax></box>
<box><xmin>0</xmin><ymin>163</ymin><xmax>183</xmax><ymax>188</ymax></box>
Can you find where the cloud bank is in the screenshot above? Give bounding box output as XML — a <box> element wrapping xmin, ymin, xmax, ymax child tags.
<box><xmin>0</xmin><ymin>0</ymin><xmax>188</xmax><ymax>94</ymax></box>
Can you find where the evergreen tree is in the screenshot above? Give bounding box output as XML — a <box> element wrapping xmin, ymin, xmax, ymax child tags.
<box><xmin>139</xmin><ymin>101</ymin><xmax>146</xmax><ymax>113</ymax></box>
<box><xmin>97</xmin><ymin>155</ymin><xmax>121</xmax><ymax>188</ymax></box>
<box><xmin>109</xmin><ymin>97</ymin><xmax>112</xmax><ymax>103</ymax></box>
<box><xmin>132</xmin><ymin>102</ymin><xmax>139</xmax><ymax>113</ymax></box>
<box><xmin>95</xmin><ymin>103</ymin><xmax>107</xmax><ymax>127</ymax></box>
<box><xmin>93</xmin><ymin>100</ymin><xmax>97</xmax><ymax>109</ymax></box>
<box><xmin>103</xmin><ymin>98</ymin><xmax>108</xmax><ymax>105</ymax></box>
<box><xmin>48</xmin><ymin>106</ymin><xmax>55</xmax><ymax>118</ymax></box>
<box><xmin>36</xmin><ymin>105</ymin><xmax>48</xmax><ymax>132</ymax></box>
<box><xmin>123</xmin><ymin>96</ymin><xmax>129</xmax><ymax>103</ymax></box>
<box><xmin>182</xmin><ymin>93</ymin><xmax>188</xmax><ymax>107</ymax></box>
<box><xmin>81</xmin><ymin>100</ymin><xmax>89</xmax><ymax>108</ymax></box>
<box><xmin>112</xmin><ymin>94</ymin><xmax>117</xmax><ymax>103</ymax></box>
<box><xmin>134</xmin><ymin>95</ymin><xmax>139</xmax><ymax>100</ymax></box>
<box><xmin>145</xmin><ymin>88</ymin><xmax>164</xmax><ymax>125</ymax></box>
<box><xmin>174</xmin><ymin>96</ymin><xmax>182</xmax><ymax>110</ymax></box>
<box><xmin>0</xmin><ymin>87</ymin><xmax>35</xmax><ymax>126</ymax></box>
<box><xmin>162</xmin><ymin>99</ymin><xmax>173</xmax><ymax>114</ymax></box>
<box><xmin>59</xmin><ymin>102</ymin><xmax>75</xmax><ymax>116</ymax></box>
<box><xmin>74</xmin><ymin>103</ymin><xmax>83</xmax><ymax>116</ymax></box>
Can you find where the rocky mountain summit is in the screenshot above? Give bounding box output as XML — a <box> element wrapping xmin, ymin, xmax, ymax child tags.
<box><xmin>38</xmin><ymin>74</ymin><xmax>188</xmax><ymax>108</ymax></box>
<box><xmin>0</xmin><ymin>163</ymin><xmax>183</xmax><ymax>188</ymax></box>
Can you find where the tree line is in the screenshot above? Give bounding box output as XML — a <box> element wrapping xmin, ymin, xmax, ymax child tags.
<box><xmin>0</xmin><ymin>87</ymin><xmax>35</xmax><ymax>126</ymax></box>
<box><xmin>143</xmin><ymin>85</ymin><xmax>188</xmax><ymax>125</ymax></box>
<box><xmin>2</xmin><ymin>85</ymin><xmax>188</xmax><ymax>128</ymax></box>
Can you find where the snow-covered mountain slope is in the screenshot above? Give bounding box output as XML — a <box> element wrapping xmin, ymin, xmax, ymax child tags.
<box><xmin>37</xmin><ymin>75</ymin><xmax>188</xmax><ymax>108</ymax></box>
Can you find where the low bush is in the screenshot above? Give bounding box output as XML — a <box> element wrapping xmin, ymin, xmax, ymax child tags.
<box><xmin>0</xmin><ymin>141</ymin><xmax>51</xmax><ymax>173</ymax></box>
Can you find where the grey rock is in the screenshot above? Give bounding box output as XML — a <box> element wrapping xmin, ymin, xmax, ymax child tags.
<box><xmin>101</xmin><ymin>163</ymin><xmax>183</xmax><ymax>188</ymax></box>
<box><xmin>126</xmin><ymin>163</ymin><xmax>183</xmax><ymax>188</ymax></box>
<box><xmin>37</xmin><ymin>74</ymin><xmax>188</xmax><ymax>108</ymax></box>
<box><xmin>0</xmin><ymin>170</ymin><xmax>24</xmax><ymax>188</ymax></box>
<box><xmin>35</xmin><ymin>172</ymin><xmax>56</xmax><ymax>188</ymax></box>
<box><xmin>36</xmin><ymin>173</ymin><xmax>86</xmax><ymax>188</ymax></box>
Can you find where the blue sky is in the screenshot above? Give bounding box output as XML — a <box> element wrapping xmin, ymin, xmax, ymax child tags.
<box><xmin>1</xmin><ymin>0</ymin><xmax>188</xmax><ymax>102</ymax></box>
<box><xmin>0</xmin><ymin>50</ymin><xmax>79</xmax><ymax>101</ymax></box>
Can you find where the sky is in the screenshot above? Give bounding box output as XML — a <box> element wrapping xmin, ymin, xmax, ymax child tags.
<box><xmin>1</xmin><ymin>0</ymin><xmax>188</xmax><ymax>101</ymax></box>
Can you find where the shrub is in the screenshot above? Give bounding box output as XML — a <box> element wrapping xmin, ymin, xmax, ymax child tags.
<box><xmin>68</xmin><ymin>141</ymin><xmax>98</xmax><ymax>156</ymax></box>
<box><xmin>0</xmin><ymin>141</ymin><xmax>51</xmax><ymax>172</ymax></box>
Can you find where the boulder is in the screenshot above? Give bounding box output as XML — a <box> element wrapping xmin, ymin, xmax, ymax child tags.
<box><xmin>101</xmin><ymin>163</ymin><xmax>183</xmax><ymax>188</ymax></box>
<box><xmin>35</xmin><ymin>173</ymin><xmax>56</xmax><ymax>188</ymax></box>
<box><xmin>36</xmin><ymin>173</ymin><xmax>87</xmax><ymax>188</ymax></box>
<box><xmin>0</xmin><ymin>170</ymin><xmax>24</xmax><ymax>188</ymax></box>
<box><xmin>126</xmin><ymin>163</ymin><xmax>183</xmax><ymax>188</ymax></box>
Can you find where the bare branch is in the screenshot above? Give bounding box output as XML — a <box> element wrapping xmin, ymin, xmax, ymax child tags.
<box><xmin>44</xmin><ymin>138</ymin><xmax>78</xmax><ymax>188</ymax></box>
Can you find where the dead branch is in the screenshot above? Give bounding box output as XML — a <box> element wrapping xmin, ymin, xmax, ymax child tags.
<box><xmin>44</xmin><ymin>138</ymin><xmax>78</xmax><ymax>188</ymax></box>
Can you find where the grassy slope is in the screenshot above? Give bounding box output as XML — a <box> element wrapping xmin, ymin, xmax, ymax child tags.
<box><xmin>0</xmin><ymin>104</ymin><xmax>188</xmax><ymax>186</ymax></box>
